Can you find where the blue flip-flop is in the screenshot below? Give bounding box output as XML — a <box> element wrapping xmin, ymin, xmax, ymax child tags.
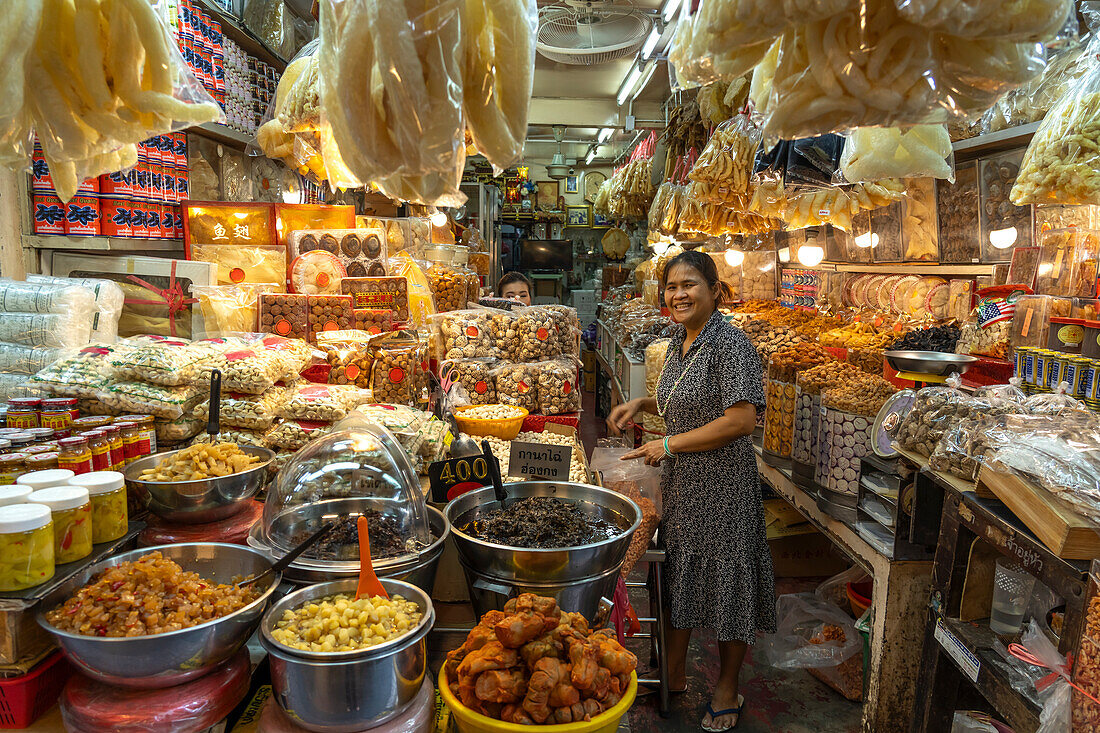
<box><xmin>702</xmin><ymin>695</ymin><xmax>745</xmax><ymax>732</ymax></box>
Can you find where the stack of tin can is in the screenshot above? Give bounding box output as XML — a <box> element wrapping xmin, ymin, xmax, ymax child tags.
<box><xmin>176</xmin><ymin>0</ymin><xmax>225</xmax><ymax>107</ymax></box>
<box><xmin>1014</xmin><ymin>346</ymin><xmax>1099</xmax><ymax>410</ymax></box>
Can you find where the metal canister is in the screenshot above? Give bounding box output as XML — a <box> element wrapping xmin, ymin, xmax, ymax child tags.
<box><xmin>1061</xmin><ymin>357</ymin><xmax>1086</xmax><ymax>398</ymax></box>
<box><xmin>1033</xmin><ymin>350</ymin><xmax>1050</xmax><ymax>392</ymax></box>
<box><xmin>1046</xmin><ymin>351</ymin><xmax>1066</xmax><ymax>391</ymax></box>
<box><xmin>1086</xmin><ymin>359</ymin><xmax>1100</xmax><ymax>401</ymax></box>
<box><xmin>1020</xmin><ymin>347</ymin><xmax>1036</xmax><ymax>387</ymax></box>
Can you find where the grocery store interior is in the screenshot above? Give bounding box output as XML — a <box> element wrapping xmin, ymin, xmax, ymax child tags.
<box><xmin>0</xmin><ymin>0</ymin><xmax>1099</xmax><ymax>731</ymax></box>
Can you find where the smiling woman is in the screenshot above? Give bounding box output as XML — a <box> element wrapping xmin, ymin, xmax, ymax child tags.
<box><xmin>606</xmin><ymin>249</ymin><xmax>774</xmax><ymax>732</ymax></box>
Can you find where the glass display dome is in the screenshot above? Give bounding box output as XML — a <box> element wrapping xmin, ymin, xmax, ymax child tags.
<box><xmin>260</xmin><ymin>422</ymin><xmax>431</xmax><ymax>563</ymax></box>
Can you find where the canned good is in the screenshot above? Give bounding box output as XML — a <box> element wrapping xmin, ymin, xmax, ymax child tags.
<box><xmin>1046</xmin><ymin>352</ymin><xmax>1065</xmax><ymax>390</ymax></box>
<box><xmin>30</xmin><ymin>145</ymin><xmax>53</xmax><ymax>192</ymax></box>
<box><xmin>32</xmin><ymin>193</ymin><xmax>65</xmax><ymax>235</ymax></box>
<box><xmin>121</xmin><ymin>415</ymin><xmax>157</xmax><ymax>455</ymax></box>
<box><xmin>99</xmin><ymin>198</ymin><xmax>133</xmax><ymax>238</ymax></box>
<box><xmin>1086</xmin><ymin>360</ymin><xmax>1100</xmax><ymax>401</ymax></box>
<box><xmin>64</xmin><ymin>194</ymin><xmax>101</xmax><ymax>237</ymax></box>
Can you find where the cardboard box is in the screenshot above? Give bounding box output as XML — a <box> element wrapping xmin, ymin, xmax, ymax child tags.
<box><xmin>769</xmin><ymin>532</ymin><xmax>849</xmax><ymax>577</ymax></box>
<box><xmin>764</xmin><ymin>498</ymin><xmax>815</xmax><ymax>540</ymax></box>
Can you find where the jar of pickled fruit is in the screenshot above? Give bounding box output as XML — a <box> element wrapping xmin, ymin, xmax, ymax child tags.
<box><xmin>69</xmin><ymin>471</ymin><xmax>127</xmax><ymax>544</ymax></box>
<box><xmin>0</xmin><ymin>453</ymin><xmax>27</xmax><ymax>485</ymax></box>
<box><xmin>0</xmin><ymin>485</ymin><xmax>32</xmax><ymax>507</ymax></box>
<box><xmin>23</xmin><ymin>453</ymin><xmax>59</xmax><ymax>472</ymax></box>
<box><xmin>86</xmin><ymin>431</ymin><xmax>111</xmax><ymax>473</ymax></box>
<box><xmin>57</xmin><ymin>437</ymin><xmax>92</xmax><ymax>475</ymax></box>
<box><xmin>99</xmin><ymin>426</ymin><xmax>124</xmax><ymax>470</ymax></box>
<box><xmin>28</xmin><ymin>486</ymin><xmax>92</xmax><ymax>564</ymax></box>
<box><xmin>0</xmin><ymin>503</ymin><xmax>54</xmax><ymax>591</ymax></box>
<box><xmin>6</xmin><ymin>398</ymin><xmax>40</xmax><ymax>430</ymax></box>
<box><xmin>19</xmin><ymin>469</ymin><xmax>76</xmax><ymax>492</ymax></box>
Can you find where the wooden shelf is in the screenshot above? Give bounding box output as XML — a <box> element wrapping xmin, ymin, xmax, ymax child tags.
<box><xmin>190</xmin><ymin>122</ymin><xmax>255</xmax><ymax>149</ymax></box>
<box><xmin>22</xmin><ymin>234</ymin><xmax>183</xmax><ymax>253</ymax></box>
<box><xmin>952</xmin><ymin>122</ymin><xmax>1040</xmax><ymax>163</ymax></box>
<box><xmin>826</xmin><ymin>262</ymin><xmax>995</xmax><ymax>276</ymax></box>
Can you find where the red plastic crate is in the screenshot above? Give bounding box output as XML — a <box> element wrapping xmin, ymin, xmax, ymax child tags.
<box><xmin>0</xmin><ymin>651</ymin><xmax>72</xmax><ymax>729</ymax></box>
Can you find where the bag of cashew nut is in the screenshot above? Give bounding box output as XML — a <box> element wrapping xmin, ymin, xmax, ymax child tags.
<box><xmin>434</xmin><ymin>309</ymin><xmax>502</xmax><ymax>361</ymax></box>
<box><xmin>535</xmin><ymin>356</ymin><xmax>582</xmax><ymax>415</ymax></box>
<box><xmin>191</xmin><ymin>426</ymin><xmax>274</xmax><ymax>449</ymax></box>
<box><xmin>154</xmin><ymin>416</ymin><xmax>205</xmax><ymax>444</ymax></box>
<box><xmin>267</xmin><ymin>419</ymin><xmax>332</xmax><ymax>451</ymax></box>
<box><xmin>368</xmin><ymin>332</ymin><xmax>428</xmax><ymax>407</ymax></box>
<box><xmin>194</xmin><ymin>386</ymin><xmax>291</xmax><ymax>430</ymax></box>
<box><xmin>110</xmin><ymin>338</ymin><xmax>217</xmax><ymax>387</ymax></box>
<box><xmin>30</xmin><ymin>342</ymin><xmax>135</xmax><ymax>397</ymax></box>
<box><xmin>100</xmin><ymin>380</ymin><xmax>209</xmax><ymax>420</ymax></box>
<box><xmin>277</xmin><ymin>383</ymin><xmax>373</xmax><ymax>422</ymax></box>
<box><xmin>491</xmin><ymin>361</ymin><xmax>539</xmax><ymax>413</ymax></box>
<box><xmin>440</xmin><ymin>357</ymin><xmax>500</xmax><ymax>406</ymax></box>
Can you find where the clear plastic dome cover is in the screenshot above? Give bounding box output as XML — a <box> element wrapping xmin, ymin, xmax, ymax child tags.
<box><xmin>261</xmin><ymin>422</ymin><xmax>431</xmax><ymax>563</ymax></box>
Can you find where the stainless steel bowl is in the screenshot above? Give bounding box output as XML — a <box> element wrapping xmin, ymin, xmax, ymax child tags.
<box><xmin>260</xmin><ymin>578</ymin><xmax>434</xmax><ymax>733</ymax></box>
<box><xmin>884</xmin><ymin>350</ymin><xmax>978</xmax><ymax>377</ymax></box>
<box><xmin>37</xmin><ymin>543</ymin><xmax>280</xmax><ymax>689</ymax></box>
<box><xmin>125</xmin><ymin>445</ymin><xmax>275</xmax><ymax>523</ymax></box>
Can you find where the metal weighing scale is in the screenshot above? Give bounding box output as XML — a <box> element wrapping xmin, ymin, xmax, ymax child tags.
<box><xmin>884</xmin><ymin>350</ymin><xmax>979</xmax><ymax>389</ymax></box>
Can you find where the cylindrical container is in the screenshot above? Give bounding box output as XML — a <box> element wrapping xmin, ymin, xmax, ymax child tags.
<box><xmin>1047</xmin><ymin>317</ymin><xmax>1087</xmax><ymax>354</ymax></box>
<box><xmin>23</xmin><ymin>453</ymin><xmax>59</xmax><ymax>472</ymax></box>
<box><xmin>100</xmin><ymin>425</ymin><xmax>125</xmax><ymax>470</ymax></box>
<box><xmin>19</xmin><ymin>469</ymin><xmax>76</xmax><ymax>491</ymax></box>
<box><xmin>29</xmin><ymin>485</ymin><xmax>92</xmax><ymax>563</ymax></box>
<box><xmin>1084</xmin><ymin>321</ymin><xmax>1100</xmax><ymax>360</ymax></box>
<box><xmin>70</xmin><ymin>472</ymin><xmax>128</xmax><ymax>544</ymax></box>
<box><xmin>99</xmin><ymin>170</ymin><xmax>131</xmax><ymax>197</ymax></box>
<box><xmin>0</xmin><ymin>453</ymin><xmax>27</xmax><ymax>485</ymax></box>
<box><xmin>1033</xmin><ymin>351</ymin><xmax>1053</xmax><ymax>393</ymax></box>
<box><xmin>32</xmin><ymin>194</ymin><xmax>66</xmax><ymax>235</ymax></box>
<box><xmin>1087</xmin><ymin>360</ymin><xmax>1100</xmax><ymax>401</ymax></box>
<box><xmin>24</xmin><ymin>428</ymin><xmax>54</xmax><ymax>445</ymax></box>
<box><xmin>1045</xmin><ymin>352</ymin><xmax>1065</xmax><ymax>391</ymax></box>
<box><xmin>7</xmin><ymin>398</ymin><xmax>41</xmax><ymax>430</ymax></box>
<box><xmin>99</xmin><ymin>197</ymin><xmax>134</xmax><ymax>238</ymax></box>
<box><xmin>1067</xmin><ymin>357</ymin><xmax>1091</xmax><ymax>399</ymax></box>
<box><xmin>0</xmin><ymin>503</ymin><xmax>54</xmax><ymax>591</ymax></box>
<box><xmin>117</xmin><ymin>421</ymin><xmax>152</xmax><ymax>464</ymax></box>
<box><xmin>40</xmin><ymin>397</ymin><xmax>77</xmax><ymax>437</ymax></box>
<box><xmin>71</xmin><ymin>416</ymin><xmax>113</xmax><ymax>434</ymax></box>
<box><xmin>990</xmin><ymin>557</ymin><xmax>1037</xmax><ymax>635</ymax></box>
<box><xmin>31</xmin><ymin>145</ymin><xmax>53</xmax><ymax>191</ymax></box>
<box><xmin>259</xmin><ymin>578</ymin><xmax>434</xmax><ymax>733</ymax></box>
<box><xmin>7</xmin><ymin>433</ymin><xmax>34</xmax><ymax>451</ymax></box>
<box><xmin>64</xmin><ymin>194</ymin><xmax>101</xmax><ymax>237</ymax></box>
<box><xmin>0</xmin><ymin>485</ymin><xmax>33</xmax><ymax>507</ymax></box>
<box><xmin>762</xmin><ymin>379</ymin><xmax>796</xmax><ymax>462</ymax></box>
<box><xmin>821</xmin><ymin>406</ymin><xmax>874</xmax><ymax>497</ymax></box>
<box><xmin>86</xmin><ymin>431</ymin><xmax>111</xmax><ymax>473</ymax></box>
<box><xmin>24</xmin><ymin>445</ymin><xmax>57</xmax><ymax>456</ymax></box>
<box><xmin>123</xmin><ymin>415</ymin><xmax>158</xmax><ymax>455</ymax></box>
<box><xmin>1020</xmin><ymin>347</ymin><xmax>1037</xmax><ymax>386</ymax></box>
<box><xmin>57</xmin><ymin>437</ymin><xmax>93</xmax><ymax>475</ymax></box>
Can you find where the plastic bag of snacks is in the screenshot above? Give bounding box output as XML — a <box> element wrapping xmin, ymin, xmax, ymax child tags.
<box><xmin>190</xmin><ymin>284</ymin><xmax>280</xmax><ymax>336</ymax></box>
<box><xmin>191</xmin><ymin>427</ymin><xmax>273</xmax><ymax>449</ymax></box>
<box><xmin>29</xmin><ymin>343</ymin><xmax>130</xmax><ymax>397</ymax></box>
<box><xmin>277</xmin><ymin>383</ymin><xmax>372</xmax><ymax>422</ymax></box>
<box><xmin>267</xmin><ymin>419</ymin><xmax>332</xmax><ymax>451</ymax></box>
<box><xmin>645</xmin><ymin>339</ymin><xmax>670</xmax><ymax>397</ymax></box>
<box><xmin>506</xmin><ymin>306</ymin><xmax>559</xmax><ymax>362</ymax></box>
<box><xmin>895</xmin><ymin>376</ymin><xmax>969</xmax><ymax>456</ymax></box>
<box><xmin>154</xmin><ymin>416</ymin><xmax>205</xmax><ymax>444</ymax></box>
<box><xmin>838</xmin><ymin>124</ymin><xmax>954</xmax><ymax>183</ymax></box>
<box><xmin>492</xmin><ymin>361</ymin><xmax>539</xmax><ymax>413</ymax></box>
<box><xmin>110</xmin><ymin>338</ymin><xmax>214</xmax><ymax>387</ymax></box>
<box><xmin>101</xmin><ymin>380</ymin><xmax>208</xmax><ymax>420</ymax></box>
<box><xmin>441</xmin><ymin>357</ymin><xmax>500</xmax><ymax>406</ymax></box>
<box><xmin>194</xmin><ymin>387</ymin><xmax>291</xmax><ymax>430</ymax></box>
<box><xmin>318</xmin><ymin>331</ymin><xmax>375</xmax><ymax>388</ymax></box>
<box><xmin>386</xmin><ymin>253</ymin><xmax>437</xmax><ymax>330</ymax></box>
<box><xmin>1023</xmin><ymin>382</ymin><xmax>1091</xmax><ymax>415</ymax></box>
<box><xmin>955</xmin><ymin>285</ymin><xmax>1030</xmax><ymax>359</ymax></box>
<box><xmin>536</xmin><ymin>357</ymin><xmax>581</xmax><ymax>415</ymax></box>
<box><xmin>435</xmin><ymin>309</ymin><xmax>500</xmax><ymax>361</ymax></box>
<box><xmin>370</xmin><ymin>333</ymin><xmax>428</xmax><ymax>406</ymax></box>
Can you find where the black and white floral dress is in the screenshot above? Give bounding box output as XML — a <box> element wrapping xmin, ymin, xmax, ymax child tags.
<box><xmin>655</xmin><ymin>309</ymin><xmax>776</xmax><ymax>643</ymax></box>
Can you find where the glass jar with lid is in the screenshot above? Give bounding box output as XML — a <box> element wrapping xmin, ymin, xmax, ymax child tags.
<box><xmin>19</xmin><ymin>469</ymin><xmax>76</xmax><ymax>491</ymax></box>
<box><xmin>121</xmin><ymin>414</ymin><xmax>157</xmax><ymax>455</ymax></box>
<box><xmin>23</xmin><ymin>453</ymin><xmax>59</xmax><ymax>472</ymax></box>
<box><xmin>99</xmin><ymin>425</ymin><xmax>125</xmax><ymax>470</ymax></box>
<box><xmin>69</xmin><ymin>471</ymin><xmax>128</xmax><ymax>543</ymax></box>
<box><xmin>0</xmin><ymin>485</ymin><xmax>32</xmax><ymax>507</ymax></box>
<box><xmin>86</xmin><ymin>431</ymin><xmax>111</xmax><ymax>473</ymax></box>
<box><xmin>6</xmin><ymin>398</ymin><xmax>40</xmax><ymax>430</ymax></box>
<box><xmin>21</xmin><ymin>445</ymin><xmax>53</xmax><ymax>456</ymax></box>
<box><xmin>0</xmin><ymin>454</ymin><xmax>27</xmax><ymax>485</ymax></box>
<box><xmin>57</xmin><ymin>437</ymin><xmax>92</xmax><ymax>475</ymax></box>
<box><xmin>6</xmin><ymin>433</ymin><xmax>34</xmax><ymax>451</ymax></box>
<box><xmin>258</xmin><ymin>423</ymin><xmax>432</xmax><ymax>574</ymax></box>
<box><xmin>0</xmin><ymin>439</ymin><xmax>8</xmax><ymax>452</ymax></box>
<box><xmin>28</xmin><ymin>486</ymin><xmax>92</xmax><ymax>563</ymax></box>
<box><xmin>70</xmin><ymin>416</ymin><xmax>113</xmax><ymax>434</ymax></box>
<box><xmin>116</xmin><ymin>422</ymin><xmax>152</xmax><ymax>465</ymax></box>
<box><xmin>0</xmin><ymin>503</ymin><xmax>54</xmax><ymax>591</ymax></box>
<box><xmin>25</xmin><ymin>428</ymin><xmax>54</xmax><ymax>444</ymax></box>
<box><xmin>39</xmin><ymin>398</ymin><xmax>77</xmax><ymax>437</ymax></box>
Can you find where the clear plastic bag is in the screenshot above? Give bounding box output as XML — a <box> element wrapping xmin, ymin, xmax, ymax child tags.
<box><xmin>441</xmin><ymin>357</ymin><xmax>499</xmax><ymax>406</ymax></box>
<box><xmin>535</xmin><ymin>357</ymin><xmax>581</xmax><ymax>415</ymax></box>
<box><xmin>491</xmin><ymin>361</ymin><xmax>539</xmax><ymax>413</ymax></box>
<box><xmin>0</xmin><ymin>280</ymin><xmax>97</xmax><ymax>316</ymax></box>
<box><xmin>194</xmin><ymin>386</ymin><xmax>290</xmax><ymax>430</ymax></box>
<box><xmin>110</xmin><ymin>339</ymin><xmax>214</xmax><ymax>387</ymax></box>
<box><xmin>267</xmin><ymin>419</ymin><xmax>332</xmax><ymax>451</ymax></box>
<box><xmin>688</xmin><ymin>115</ymin><xmax>761</xmax><ymax>196</ymax></box>
<box><xmin>154</xmin><ymin>415</ymin><xmax>204</xmax><ymax>444</ymax></box>
<box><xmin>370</xmin><ymin>332</ymin><xmax>428</xmax><ymax>406</ymax></box>
<box><xmin>839</xmin><ymin>125</ymin><xmax>954</xmax><ymax>183</ymax></box>
<box><xmin>895</xmin><ymin>376</ymin><xmax>968</xmax><ymax>456</ymax></box>
<box><xmin>28</xmin><ymin>343</ymin><xmax>131</xmax><ymax>397</ymax></box>
<box><xmin>191</xmin><ymin>284</ymin><xmax>279</xmax><ymax>337</ymax></box>
<box><xmin>895</xmin><ymin>0</ymin><xmax>1071</xmax><ymax>41</ymax></box>
<box><xmin>277</xmin><ymin>383</ymin><xmax>371</xmax><ymax>421</ymax></box>
<box><xmin>26</xmin><ymin>275</ymin><xmax>124</xmax><ymax>343</ymax></box>
<box><xmin>0</xmin><ymin>311</ymin><xmax>93</xmax><ymax>349</ymax></box>
<box><xmin>590</xmin><ymin>446</ymin><xmax>662</xmax><ymax>577</ymax></box>
<box><xmin>101</xmin><ymin>380</ymin><xmax>208</xmax><ymax>420</ymax></box>
<box><xmin>757</xmin><ymin>593</ymin><xmax>864</xmax><ymax>701</ymax></box>
<box><xmin>436</xmin><ymin>309</ymin><xmax>500</xmax><ymax>361</ymax></box>
<box><xmin>191</xmin><ymin>426</ymin><xmax>274</xmax><ymax>449</ymax></box>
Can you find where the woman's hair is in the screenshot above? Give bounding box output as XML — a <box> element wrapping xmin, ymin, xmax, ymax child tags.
<box><xmin>497</xmin><ymin>271</ymin><xmax>532</xmax><ymax>294</ymax></box>
<box><xmin>663</xmin><ymin>250</ymin><xmax>734</xmax><ymax>306</ymax></box>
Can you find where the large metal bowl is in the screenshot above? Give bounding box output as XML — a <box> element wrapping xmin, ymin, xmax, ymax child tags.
<box><xmin>884</xmin><ymin>350</ymin><xmax>978</xmax><ymax>377</ymax></box>
<box><xmin>124</xmin><ymin>445</ymin><xmax>275</xmax><ymax>523</ymax></box>
<box><xmin>260</xmin><ymin>578</ymin><xmax>434</xmax><ymax>733</ymax></box>
<box><xmin>37</xmin><ymin>543</ymin><xmax>280</xmax><ymax>689</ymax></box>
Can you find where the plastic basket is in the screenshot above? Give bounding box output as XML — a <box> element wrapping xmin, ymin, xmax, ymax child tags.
<box><xmin>0</xmin><ymin>651</ymin><xmax>72</xmax><ymax>729</ymax></box>
<box><xmin>440</xmin><ymin>668</ymin><xmax>637</xmax><ymax>733</ymax></box>
<box><xmin>453</xmin><ymin>404</ymin><xmax>529</xmax><ymax>439</ymax></box>
<box><xmin>521</xmin><ymin>412</ymin><xmax>581</xmax><ymax>433</ymax></box>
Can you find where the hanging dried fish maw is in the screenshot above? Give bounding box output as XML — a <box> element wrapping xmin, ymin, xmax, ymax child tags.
<box><xmin>0</xmin><ymin>0</ymin><xmax>41</xmax><ymax>167</ymax></box>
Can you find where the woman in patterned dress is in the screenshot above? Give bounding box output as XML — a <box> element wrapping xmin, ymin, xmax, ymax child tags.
<box><xmin>607</xmin><ymin>250</ymin><xmax>775</xmax><ymax>732</ymax></box>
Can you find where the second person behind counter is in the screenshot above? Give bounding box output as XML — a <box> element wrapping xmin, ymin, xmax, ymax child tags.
<box><xmin>497</xmin><ymin>272</ymin><xmax>532</xmax><ymax>306</ymax></box>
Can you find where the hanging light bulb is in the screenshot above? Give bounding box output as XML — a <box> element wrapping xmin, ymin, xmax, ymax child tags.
<box><xmin>429</xmin><ymin>208</ymin><xmax>448</xmax><ymax>227</ymax></box>
<box><xmin>797</xmin><ymin>244</ymin><xmax>825</xmax><ymax>267</ymax></box>
<box><xmin>854</xmin><ymin>232</ymin><xmax>879</xmax><ymax>248</ymax></box>
<box><xmin>989</xmin><ymin>227</ymin><xmax>1018</xmax><ymax>249</ymax></box>
<box><xmin>724</xmin><ymin>249</ymin><xmax>744</xmax><ymax>267</ymax></box>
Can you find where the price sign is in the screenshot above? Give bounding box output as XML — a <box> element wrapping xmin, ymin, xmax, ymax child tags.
<box><xmin>428</xmin><ymin>455</ymin><xmax>493</xmax><ymax>502</ymax></box>
<box><xmin>508</xmin><ymin>441</ymin><xmax>572</xmax><ymax>481</ymax></box>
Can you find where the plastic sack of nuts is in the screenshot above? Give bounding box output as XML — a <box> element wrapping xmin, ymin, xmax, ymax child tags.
<box><xmin>535</xmin><ymin>357</ymin><xmax>581</xmax><ymax>415</ymax></box>
<box><xmin>369</xmin><ymin>332</ymin><xmax>428</xmax><ymax>406</ymax></box>
<box><xmin>191</xmin><ymin>427</ymin><xmax>273</xmax><ymax>449</ymax></box>
<box><xmin>426</xmin><ymin>261</ymin><xmax>471</xmax><ymax>313</ymax></box>
<box><xmin>29</xmin><ymin>343</ymin><xmax>132</xmax><ymax>397</ymax></box>
<box><xmin>154</xmin><ymin>416</ymin><xmax>205</xmax><ymax>444</ymax></box>
<box><xmin>492</xmin><ymin>361</ymin><xmax>539</xmax><ymax>413</ymax></box>
<box><xmin>895</xmin><ymin>377</ymin><xmax>969</xmax><ymax>457</ymax></box>
<box><xmin>267</xmin><ymin>419</ymin><xmax>332</xmax><ymax>451</ymax></box>
<box><xmin>956</xmin><ymin>285</ymin><xmax>1030</xmax><ymax>359</ymax></box>
<box><xmin>194</xmin><ymin>386</ymin><xmax>290</xmax><ymax>430</ymax></box>
<box><xmin>277</xmin><ymin>383</ymin><xmax>372</xmax><ymax>422</ymax></box>
<box><xmin>441</xmin><ymin>357</ymin><xmax>499</xmax><ymax>406</ymax></box>
<box><xmin>757</xmin><ymin>593</ymin><xmax>863</xmax><ymax>702</ymax></box>
<box><xmin>645</xmin><ymin>339</ymin><xmax>671</xmax><ymax>397</ymax></box>
<box><xmin>436</xmin><ymin>309</ymin><xmax>500</xmax><ymax>361</ymax></box>
<box><xmin>101</xmin><ymin>380</ymin><xmax>208</xmax><ymax>420</ymax></box>
<box><xmin>197</xmin><ymin>337</ymin><xmax>312</xmax><ymax>395</ymax></box>
<box><xmin>110</xmin><ymin>339</ymin><xmax>215</xmax><ymax>387</ymax></box>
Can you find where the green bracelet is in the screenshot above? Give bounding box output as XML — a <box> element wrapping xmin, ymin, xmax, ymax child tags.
<box><xmin>663</xmin><ymin>437</ymin><xmax>673</xmax><ymax>457</ymax></box>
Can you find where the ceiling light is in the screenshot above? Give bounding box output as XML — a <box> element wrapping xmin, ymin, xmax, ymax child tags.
<box><xmin>854</xmin><ymin>232</ymin><xmax>879</xmax><ymax>248</ymax></box>
<box><xmin>632</xmin><ymin>60</ymin><xmax>658</xmax><ymax>102</ymax></box>
<box><xmin>724</xmin><ymin>249</ymin><xmax>744</xmax><ymax>267</ymax></box>
<box><xmin>429</xmin><ymin>209</ymin><xmax>448</xmax><ymax>227</ymax></box>
<box><xmin>661</xmin><ymin>0</ymin><xmax>683</xmax><ymax>22</ymax></box>
<box><xmin>641</xmin><ymin>26</ymin><xmax>662</xmax><ymax>59</ymax></box>
<box><xmin>797</xmin><ymin>244</ymin><xmax>825</xmax><ymax>267</ymax></box>
<box><xmin>585</xmin><ymin>147</ymin><xmax>598</xmax><ymax>165</ymax></box>
<box><xmin>617</xmin><ymin>63</ymin><xmax>643</xmax><ymax>106</ymax></box>
<box><xmin>989</xmin><ymin>226</ymin><xmax>1018</xmax><ymax>249</ymax></box>
<box><xmin>598</xmin><ymin>128</ymin><xmax>614</xmax><ymax>143</ymax></box>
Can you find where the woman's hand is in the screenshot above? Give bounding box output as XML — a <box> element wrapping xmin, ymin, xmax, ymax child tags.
<box><xmin>622</xmin><ymin>440</ymin><xmax>669</xmax><ymax>467</ymax></box>
<box><xmin>606</xmin><ymin>399</ymin><xmax>643</xmax><ymax>436</ymax></box>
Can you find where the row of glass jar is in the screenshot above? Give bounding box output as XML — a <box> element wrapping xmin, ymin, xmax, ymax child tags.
<box><xmin>0</xmin><ymin>415</ymin><xmax>156</xmax><ymax>485</ymax></box>
<box><xmin>0</xmin><ymin>470</ymin><xmax>129</xmax><ymax>592</ymax></box>
<box><xmin>5</xmin><ymin>396</ymin><xmax>79</xmax><ymax>434</ymax></box>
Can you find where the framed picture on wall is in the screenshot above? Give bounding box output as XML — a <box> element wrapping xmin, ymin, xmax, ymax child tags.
<box><xmin>566</xmin><ymin>205</ymin><xmax>591</xmax><ymax>227</ymax></box>
<box><xmin>565</xmin><ymin>175</ymin><xmax>579</xmax><ymax>194</ymax></box>
<box><xmin>592</xmin><ymin>211</ymin><xmax>611</xmax><ymax>229</ymax></box>
<box><xmin>537</xmin><ymin>181</ymin><xmax>559</xmax><ymax>210</ymax></box>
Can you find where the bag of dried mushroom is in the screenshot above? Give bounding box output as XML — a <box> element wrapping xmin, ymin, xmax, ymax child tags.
<box><xmin>435</xmin><ymin>309</ymin><xmax>500</xmax><ymax>361</ymax></box>
<box><xmin>318</xmin><ymin>330</ymin><xmax>375</xmax><ymax>388</ymax></box>
<box><xmin>507</xmin><ymin>306</ymin><xmax>559</xmax><ymax>361</ymax></box>
<box><xmin>535</xmin><ymin>357</ymin><xmax>581</xmax><ymax>415</ymax></box>
<box><xmin>441</xmin><ymin>357</ymin><xmax>500</xmax><ymax>406</ymax></box>
<box><xmin>491</xmin><ymin>361</ymin><xmax>539</xmax><ymax>413</ymax></box>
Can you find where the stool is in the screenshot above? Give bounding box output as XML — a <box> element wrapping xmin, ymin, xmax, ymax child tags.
<box><xmin>628</xmin><ymin>546</ymin><xmax>669</xmax><ymax>717</ymax></box>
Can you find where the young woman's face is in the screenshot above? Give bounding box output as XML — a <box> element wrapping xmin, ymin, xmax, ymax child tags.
<box><xmin>501</xmin><ymin>283</ymin><xmax>531</xmax><ymax>305</ymax></box>
<box><xmin>664</xmin><ymin>263</ymin><xmax>717</xmax><ymax>326</ymax></box>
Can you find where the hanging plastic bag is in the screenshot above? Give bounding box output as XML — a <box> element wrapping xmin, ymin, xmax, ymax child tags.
<box><xmin>1006</xmin><ymin>620</ymin><xmax>1076</xmax><ymax>733</ymax></box>
<box><xmin>839</xmin><ymin>125</ymin><xmax>954</xmax><ymax>183</ymax></box>
<box><xmin>256</xmin><ymin>40</ymin><xmax>330</xmax><ymax>182</ymax></box>
<box><xmin>590</xmin><ymin>446</ymin><xmax>662</xmax><ymax>578</ymax></box>
<box><xmin>894</xmin><ymin>0</ymin><xmax>1072</xmax><ymax>41</ymax></box>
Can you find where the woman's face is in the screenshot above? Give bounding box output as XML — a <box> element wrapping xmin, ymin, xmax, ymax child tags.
<box><xmin>664</xmin><ymin>263</ymin><xmax>717</xmax><ymax>326</ymax></box>
<box><xmin>502</xmin><ymin>283</ymin><xmax>531</xmax><ymax>305</ymax></box>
